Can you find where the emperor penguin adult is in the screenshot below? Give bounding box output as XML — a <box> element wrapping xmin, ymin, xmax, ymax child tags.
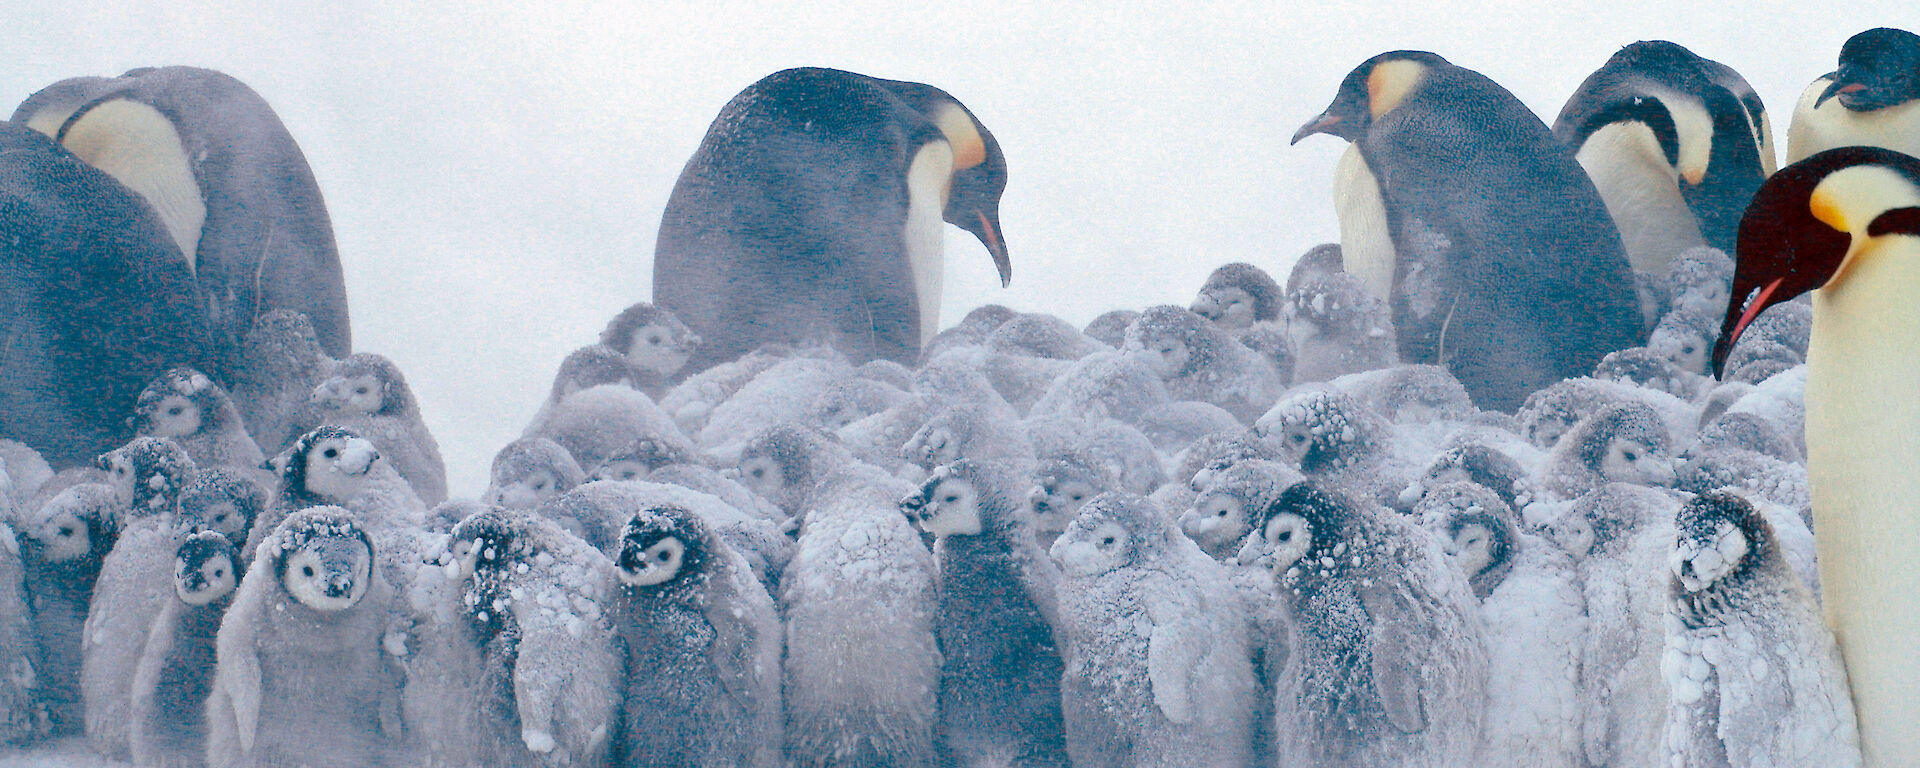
<box><xmin>0</xmin><ymin>121</ymin><xmax>212</xmax><ymax>469</ymax></box>
<box><xmin>652</xmin><ymin>67</ymin><xmax>1011</xmax><ymax>370</ymax></box>
<box><xmin>12</xmin><ymin>66</ymin><xmax>351</xmax><ymax>373</ymax></box>
<box><xmin>1554</xmin><ymin>41</ymin><xmax>1775</xmax><ymax>274</ymax></box>
<box><xmin>1786</xmin><ymin>28</ymin><xmax>1920</xmax><ymax>164</ymax></box>
<box><xmin>1711</xmin><ymin>145</ymin><xmax>1920</xmax><ymax>765</ymax></box>
<box><xmin>1293</xmin><ymin>50</ymin><xmax>1642</xmax><ymax>412</ymax></box>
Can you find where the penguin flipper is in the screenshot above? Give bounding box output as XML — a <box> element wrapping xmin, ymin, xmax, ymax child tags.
<box><xmin>1143</xmin><ymin>580</ymin><xmax>1204</xmax><ymax>724</ymax></box>
<box><xmin>1361</xmin><ymin>580</ymin><xmax>1428</xmax><ymax>734</ymax></box>
<box><xmin>214</xmin><ymin>609</ymin><xmax>262</xmax><ymax>753</ymax></box>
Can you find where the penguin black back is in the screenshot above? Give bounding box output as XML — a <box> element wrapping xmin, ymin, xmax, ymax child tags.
<box><xmin>654</xmin><ymin>67</ymin><xmax>1010</xmax><ymax>370</ymax></box>
<box><xmin>0</xmin><ymin>122</ymin><xmax>212</xmax><ymax>469</ymax></box>
<box><xmin>1295</xmin><ymin>51</ymin><xmax>1642</xmax><ymax>412</ymax></box>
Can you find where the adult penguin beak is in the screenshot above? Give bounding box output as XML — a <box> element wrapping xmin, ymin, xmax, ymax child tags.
<box><xmin>956</xmin><ymin>206</ymin><xmax>1011</xmax><ymax>287</ymax></box>
<box><xmin>1816</xmin><ymin>75</ymin><xmax>1869</xmax><ymax>108</ymax></box>
<box><xmin>1291</xmin><ymin>112</ymin><xmax>1344</xmax><ymax>145</ymax></box>
<box><xmin>1711</xmin><ymin>150</ymin><xmax>1860</xmax><ymax>378</ymax></box>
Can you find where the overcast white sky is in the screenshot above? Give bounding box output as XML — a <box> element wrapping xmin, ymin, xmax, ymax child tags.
<box><xmin>6</xmin><ymin>2</ymin><xmax>1907</xmax><ymax>494</ymax></box>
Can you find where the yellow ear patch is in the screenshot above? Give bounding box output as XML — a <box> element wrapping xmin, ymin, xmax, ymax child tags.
<box><xmin>933</xmin><ymin>104</ymin><xmax>986</xmax><ymax>172</ymax></box>
<box><xmin>1366</xmin><ymin>59</ymin><xmax>1426</xmax><ymax>120</ymax></box>
<box><xmin>1810</xmin><ymin>164</ymin><xmax>1920</xmax><ymax>235</ymax></box>
<box><xmin>60</xmin><ymin>99</ymin><xmax>206</xmax><ymax>270</ymax></box>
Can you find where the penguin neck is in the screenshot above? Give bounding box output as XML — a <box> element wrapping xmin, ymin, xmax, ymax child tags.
<box><xmin>1805</xmin><ymin>232</ymin><xmax>1920</xmax><ymax>763</ymax></box>
<box><xmin>1575</xmin><ymin>122</ymin><xmax>1705</xmax><ymax>276</ymax></box>
<box><xmin>1788</xmin><ymin>80</ymin><xmax>1920</xmax><ymax>163</ymax></box>
<box><xmin>904</xmin><ymin>142</ymin><xmax>953</xmax><ymax>350</ymax></box>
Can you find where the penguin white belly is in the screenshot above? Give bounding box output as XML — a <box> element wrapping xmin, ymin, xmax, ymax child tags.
<box><xmin>904</xmin><ymin>141</ymin><xmax>955</xmax><ymax>346</ymax></box>
<box><xmin>1807</xmin><ymin>238</ymin><xmax>1920</xmax><ymax>764</ymax></box>
<box><xmin>58</xmin><ymin>99</ymin><xmax>207</xmax><ymax>270</ymax></box>
<box><xmin>1576</xmin><ymin>122</ymin><xmax>1704</xmax><ymax>276</ymax></box>
<box><xmin>1787</xmin><ymin>79</ymin><xmax>1920</xmax><ymax>164</ymax></box>
<box><xmin>1334</xmin><ymin>144</ymin><xmax>1396</xmax><ymax>302</ymax></box>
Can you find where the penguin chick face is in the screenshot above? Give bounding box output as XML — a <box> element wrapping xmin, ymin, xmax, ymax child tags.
<box><xmin>616</xmin><ymin>504</ymin><xmax>710</xmax><ymax>590</ymax></box>
<box><xmin>177</xmin><ymin>468</ymin><xmax>268</xmax><ymax>542</ymax></box>
<box><xmin>1030</xmin><ymin>455</ymin><xmax>1102</xmax><ymax>537</ymax></box>
<box><xmin>1670</xmin><ymin>491</ymin><xmax>1768</xmax><ymax>594</ymax></box>
<box><xmin>901</xmin><ymin>469</ymin><xmax>984</xmax><ymax>538</ymax></box>
<box><xmin>1597</xmin><ymin>437</ymin><xmax>1677</xmax><ymax>488</ymax></box>
<box><xmin>1124</xmin><ymin>305</ymin><xmax>1228</xmax><ymax>380</ymax></box>
<box><xmin>1821</xmin><ymin>27</ymin><xmax>1920</xmax><ymax>112</ymax></box>
<box><xmin>97</xmin><ymin>437</ymin><xmax>195</xmax><ymax>514</ymax></box>
<box><xmin>590</xmin><ymin>437</ymin><xmax>689</xmax><ymax>484</ymax></box>
<box><xmin>736</xmin><ymin>425</ymin><xmax>824</xmax><ymax>503</ymax></box>
<box><xmin>1255</xmin><ymin>390</ymin><xmax>1384</xmax><ymax>473</ymax></box>
<box><xmin>278</xmin><ymin>427</ymin><xmax>381</xmax><ymax>504</ymax></box>
<box><xmin>1178</xmin><ymin>489</ymin><xmax>1252</xmax><ymax>555</ymax></box>
<box><xmin>1236</xmin><ymin>482</ymin><xmax>1361</xmax><ymax>588</ymax></box>
<box><xmin>1192</xmin><ymin>287</ymin><xmax>1258</xmax><ymax>330</ymax></box>
<box><xmin>312</xmin><ymin>373</ymin><xmax>383</xmax><ymax>415</ymax></box>
<box><xmin>1051</xmin><ymin>518</ymin><xmax>1130</xmax><ymax>578</ymax></box>
<box><xmin>29</xmin><ymin>485</ymin><xmax>116</xmax><ymax>564</ymax></box>
<box><xmin>174</xmin><ymin>532</ymin><xmax>240</xmax><ymax>606</ymax></box>
<box><xmin>445</xmin><ymin>508</ymin><xmax>528</xmax><ymax>583</ymax></box>
<box><xmin>311</xmin><ymin>353</ymin><xmax>413</xmax><ymax>417</ymax></box>
<box><xmin>548</xmin><ymin>345</ymin><xmax>635</xmax><ymax>404</ymax></box>
<box><xmin>130</xmin><ymin>367</ymin><xmax>224</xmax><ymax>439</ymax></box>
<box><xmin>591</xmin><ymin>459</ymin><xmax>648</xmax><ymax>483</ymax></box>
<box><xmin>273</xmin><ymin>512</ymin><xmax>374</xmax><ymax>613</ymax></box>
<box><xmin>600</xmin><ymin>302</ymin><xmax>700</xmax><ymax>376</ymax></box>
<box><xmin>1647</xmin><ymin>316</ymin><xmax>1713</xmax><ymax>374</ymax></box>
<box><xmin>1445</xmin><ymin>520</ymin><xmax>1498</xmax><ymax>580</ymax></box>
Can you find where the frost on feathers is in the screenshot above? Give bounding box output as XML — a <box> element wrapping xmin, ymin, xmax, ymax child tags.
<box><xmin>1082</xmin><ymin>310</ymin><xmax>1139</xmax><ymax>349</ymax></box>
<box><xmin>1537</xmin><ymin>402</ymin><xmax>1679</xmax><ymax>501</ymax></box>
<box><xmin>697</xmin><ymin>355</ymin><xmax>853</xmax><ymax>459</ymax></box>
<box><xmin>1547</xmin><ymin>484</ymin><xmax>1678</xmax><ymax>768</ymax></box>
<box><xmin>205</xmin><ymin>507</ymin><xmax>404</xmax><ymax>768</ymax></box>
<box><xmin>987</xmin><ymin>312</ymin><xmax>1106</xmax><ymax>361</ymax></box>
<box><xmin>1417</xmin><ymin>482</ymin><xmax>1586</xmax><ymax>768</ymax></box>
<box><xmin>229</xmin><ymin>310</ymin><xmax>336</xmax><ymax>457</ymax></box>
<box><xmin>429</xmin><ymin>508</ymin><xmax>621</xmax><ymax>767</ymax></box>
<box><xmin>1029</xmin><ymin>351</ymin><xmax>1171</xmax><ymax>427</ymax></box>
<box><xmin>130</xmin><ymin>367</ymin><xmax>266</xmax><ymax>474</ymax></box>
<box><xmin>1515</xmin><ymin>377</ymin><xmax>1698</xmax><ymax>452</ymax></box>
<box><xmin>611</xmin><ymin>504</ymin><xmax>784</xmax><ymax>767</ymax></box>
<box><xmin>255</xmin><ymin>425</ymin><xmax>426</xmax><ymax>556</ymax></box>
<box><xmin>1238</xmin><ymin>482</ymin><xmax>1487</xmax><ymax>767</ymax></box>
<box><xmin>1134</xmin><ymin>401</ymin><xmax>1243</xmax><ymax>453</ymax></box>
<box><xmin>1123</xmin><ymin>305</ymin><xmax>1283</xmax><ymax>424</ymax></box>
<box><xmin>735</xmin><ymin>423</ymin><xmax>858</xmax><ymax>522</ymax></box>
<box><xmin>901</xmin><ymin>460</ymin><xmax>1068</xmax><ymax>767</ymax></box>
<box><xmin>484</xmin><ymin>437</ymin><xmax>585</xmax><ymax>511</ymax></box>
<box><xmin>1253</xmin><ymin>388</ymin><xmax>1410</xmax><ymax>506</ymax></box>
<box><xmin>1663</xmin><ymin>493</ymin><xmax>1860</xmax><ymax>767</ymax></box>
<box><xmin>781</xmin><ymin>466</ymin><xmax>939</xmax><ymax>768</ymax></box>
<box><xmin>1283</xmin><ymin>270</ymin><xmax>1399</xmax><ymax>386</ymax></box>
<box><xmin>298</xmin><ymin>353</ymin><xmax>449</xmax><ymax>506</ymax></box>
<box><xmin>655</xmin><ymin>346</ymin><xmax>793</xmax><ymax>436</ymax></box>
<box><xmin>1051</xmin><ymin>492</ymin><xmax>1256</xmax><ymax>767</ymax></box>
<box><xmin>1177</xmin><ymin>459</ymin><xmax>1299</xmax><ymax>562</ymax></box>
<box><xmin>0</xmin><ymin>518</ymin><xmax>39</xmax><ymax>745</ymax></box>
<box><xmin>1591</xmin><ymin>347</ymin><xmax>1706</xmax><ymax>401</ymax></box>
<box><xmin>534</xmin><ymin>480</ymin><xmax>790</xmax><ymax>597</ymax></box>
<box><xmin>522</xmin><ymin>384</ymin><xmax>694</xmax><ymax>474</ymax></box>
<box><xmin>902</xmin><ymin>405</ymin><xmax>1037</xmax><ymax>478</ymax></box>
<box><xmin>19</xmin><ymin>482</ymin><xmax>118</xmax><ymax>735</ymax></box>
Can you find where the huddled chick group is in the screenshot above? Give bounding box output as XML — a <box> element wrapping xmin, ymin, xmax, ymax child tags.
<box><xmin>0</xmin><ymin>240</ymin><xmax>1858</xmax><ymax>767</ymax></box>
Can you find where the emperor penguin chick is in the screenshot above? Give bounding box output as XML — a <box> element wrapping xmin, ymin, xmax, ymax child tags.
<box><xmin>0</xmin><ymin>516</ymin><xmax>38</xmax><ymax>746</ymax></box>
<box><xmin>1663</xmin><ymin>492</ymin><xmax>1862</xmax><ymax>767</ymax></box>
<box><xmin>254</xmin><ymin>425</ymin><xmax>425</xmax><ymax>555</ymax></box>
<box><xmin>1190</xmin><ymin>262</ymin><xmax>1283</xmax><ymax>330</ymax></box>
<box><xmin>781</xmin><ymin>466</ymin><xmax>939</xmax><ymax>768</ymax></box>
<box><xmin>1283</xmin><ymin>270</ymin><xmax>1399</xmax><ymax>385</ymax></box>
<box><xmin>1236</xmin><ymin>481</ymin><xmax>1488</xmax><ymax>767</ymax></box>
<box><xmin>900</xmin><ymin>461</ymin><xmax>1067</xmax><ymax>767</ymax></box>
<box><xmin>1123</xmin><ymin>305</ymin><xmax>1283</xmax><ymax>423</ymax></box>
<box><xmin>205</xmin><ymin>507</ymin><xmax>404</xmax><ymax>768</ymax></box>
<box><xmin>130</xmin><ymin>531</ymin><xmax>243</xmax><ymax>768</ymax></box>
<box><xmin>1082</xmin><ymin>310</ymin><xmax>1139</xmax><ymax>349</ymax></box>
<box><xmin>439</xmin><ymin>508</ymin><xmax>622</xmax><ymax>766</ymax></box>
<box><xmin>1050</xmin><ymin>492</ymin><xmax>1256</xmax><ymax>768</ymax></box>
<box><xmin>483</xmin><ymin>437</ymin><xmax>585</xmax><ymax>510</ymax></box>
<box><xmin>176</xmin><ymin>468</ymin><xmax>269</xmax><ymax>547</ymax></box>
<box><xmin>1254</xmin><ymin>388</ymin><xmax>1409</xmax><ymax>505</ymax></box>
<box><xmin>599</xmin><ymin>301</ymin><xmax>702</xmax><ymax>395</ymax></box>
<box><xmin>1176</xmin><ymin>459</ymin><xmax>1300</xmax><ymax>561</ymax></box>
<box><xmin>610</xmin><ymin>504</ymin><xmax>783</xmax><ymax>768</ymax></box>
<box><xmin>84</xmin><ymin>437</ymin><xmax>198</xmax><ymax>759</ymax></box>
<box><xmin>303</xmin><ymin>353</ymin><xmax>448</xmax><ymax>506</ymax></box>
<box><xmin>228</xmin><ymin>310</ymin><xmax>336</xmax><ymax>457</ymax></box>
<box><xmin>1539</xmin><ymin>401</ymin><xmax>1678</xmax><ymax>500</ymax></box>
<box><xmin>20</xmin><ymin>483</ymin><xmax>119</xmax><ymax>734</ymax></box>
<box><xmin>1417</xmin><ymin>482</ymin><xmax>1586</xmax><ymax>768</ymax></box>
<box><xmin>131</xmin><ymin>367</ymin><xmax>265</xmax><ymax>473</ymax></box>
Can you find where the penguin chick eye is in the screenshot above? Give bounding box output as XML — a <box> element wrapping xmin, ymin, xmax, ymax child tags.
<box><xmin>656</xmin><ymin>550</ymin><xmax>671</xmax><ymax>562</ymax></box>
<box><xmin>213</xmin><ymin>568</ymin><xmax>225</xmax><ymax>578</ymax></box>
<box><xmin>58</xmin><ymin>526</ymin><xmax>74</xmax><ymax>538</ymax></box>
<box><xmin>943</xmin><ymin>494</ymin><xmax>959</xmax><ymax>504</ymax></box>
<box><xmin>1274</xmin><ymin>529</ymin><xmax>1293</xmax><ymax>543</ymax></box>
<box><xmin>1070</xmin><ymin>493</ymin><xmax>1084</xmax><ymax>502</ymax></box>
<box><xmin>648</xmin><ymin>334</ymin><xmax>662</xmax><ymax>345</ymax></box>
<box><xmin>1100</xmin><ymin>536</ymin><xmax>1116</xmax><ymax>547</ymax></box>
<box><xmin>323</xmin><ymin>448</ymin><xmax>338</xmax><ymax>459</ymax></box>
<box><xmin>1624</xmin><ymin>450</ymin><xmax>1639</xmax><ymax>462</ymax></box>
<box><xmin>167</xmin><ymin>406</ymin><xmax>184</xmax><ymax>416</ymax></box>
<box><xmin>355</xmin><ymin>387</ymin><xmax>369</xmax><ymax>395</ymax></box>
<box><xmin>302</xmin><ymin>565</ymin><xmax>315</xmax><ymax>577</ymax></box>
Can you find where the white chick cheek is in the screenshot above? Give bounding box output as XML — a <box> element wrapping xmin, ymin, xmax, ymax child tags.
<box><xmin>737</xmin><ymin>456</ymin><xmax>784</xmax><ymax>498</ymax></box>
<box><xmin>345</xmin><ymin>377</ymin><xmax>384</xmax><ymax>414</ymax></box>
<box><xmin>1278</xmin><ymin>427</ymin><xmax>1312</xmax><ymax>464</ymax></box>
<box><xmin>1450</xmin><ymin>525</ymin><xmax>1494</xmax><ymax>577</ymax></box>
<box><xmin>150</xmin><ymin>396</ymin><xmax>202</xmax><ymax>438</ymax></box>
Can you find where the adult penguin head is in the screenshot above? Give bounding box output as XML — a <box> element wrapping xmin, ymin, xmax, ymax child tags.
<box><xmin>873</xmin><ymin>76</ymin><xmax>1011</xmax><ymax>286</ymax></box>
<box><xmin>1291</xmin><ymin>50</ymin><xmax>1452</xmax><ymax>144</ymax></box>
<box><xmin>1817</xmin><ymin>28</ymin><xmax>1920</xmax><ymax>112</ymax></box>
